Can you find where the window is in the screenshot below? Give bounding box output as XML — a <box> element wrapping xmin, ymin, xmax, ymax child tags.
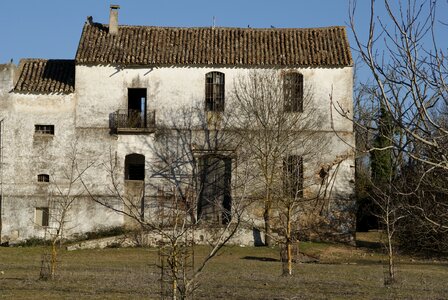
<box><xmin>125</xmin><ymin>153</ymin><xmax>145</xmax><ymax>180</ymax></box>
<box><xmin>37</xmin><ymin>174</ymin><xmax>50</xmax><ymax>183</ymax></box>
<box><xmin>35</xmin><ymin>207</ymin><xmax>49</xmax><ymax>227</ymax></box>
<box><xmin>205</xmin><ymin>72</ymin><xmax>225</xmax><ymax>112</ymax></box>
<box><xmin>283</xmin><ymin>155</ymin><xmax>303</xmax><ymax>198</ymax></box>
<box><xmin>35</xmin><ymin>125</ymin><xmax>54</xmax><ymax>135</ymax></box>
<box><xmin>128</xmin><ymin>88</ymin><xmax>147</xmax><ymax>128</ymax></box>
<box><xmin>283</xmin><ymin>72</ymin><xmax>303</xmax><ymax>112</ymax></box>
<box><xmin>198</xmin><ymin>155</ymin><xmax>231</xmax><ymax>224</ymax></box>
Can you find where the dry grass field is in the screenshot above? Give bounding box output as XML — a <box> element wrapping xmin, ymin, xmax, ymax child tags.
<box><xmin>0</xmin><ymin>234</ymin><xmax>447</xmax><ymax>299</ymax></box>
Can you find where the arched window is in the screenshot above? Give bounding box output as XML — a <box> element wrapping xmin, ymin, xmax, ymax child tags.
<box><xmin>205</xmin><ymin>72</ymin><xmax>225</xmax><ymax>112</ymax></box>
<box><xmin>37</xmin><ymin>174</ymin><xmax>50</xmax><ymax>183</ymax></box>
<box><xmin>125</xmin><ymin>153</ymin><xmax>145</xmax><ymax>181</ymax></box>
<box><xmin>283</xmin><ymin>72</ymin><xmax>303</xmax><ymax>112</ymax></box>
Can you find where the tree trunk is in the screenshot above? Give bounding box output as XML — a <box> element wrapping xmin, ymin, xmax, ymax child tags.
<box><xmin>172</xmin><ymin>254</ymin><xmax>178</xmax><ymax>300</ymax></box>
<box><xmin>284</xmin><ymin>207</ymin><xmax>293</xmax><ymax>276</ymax></box>
<box><xmin>386</xmin><ymin>222</ymin><xmax>395</xmax><ymax>284</ymax></box>
<box><xmin>287</xmin><ymin>212</ymin><xmax>293</xmax><ymax>276</ymax></box>
<box><xmin>264</xmin><ymin>205</ymin><xmax>272</xmax><ymax>246</ymax></box>
<box><xmin>50</xmin><ymin>240</ymin><xmax>58</xmax><ymax>279</ymax></box>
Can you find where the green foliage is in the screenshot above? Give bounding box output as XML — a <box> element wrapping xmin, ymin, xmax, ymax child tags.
<box><xmin>83</xmin><ymin>226</ymin><xmax>130</xmax><ymax>240</ymax></box>
<box><xmin>370</xmin><ymin>102</ymin><xmax>394</xmax><ymax>183</ymax></box>
<box><xmin>396</xmin><ymin>167</ymin><xmax>448</xmax><ymax>256</ymax></box>
<box><xmin>13</xmin><ymin>227</ymin><xmax>131</xmax><ymax>247</ymax></box>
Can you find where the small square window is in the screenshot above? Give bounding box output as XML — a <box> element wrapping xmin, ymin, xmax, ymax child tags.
<box><xmin>37</xmin><ymin>174</ymin><xmax>50</xmax><ymax>182</ymax></box>
<box><xmin>35</xmin><ymin>207</ymin><xmax>49</xmax><ymax>227</ymax></box>
<box><xmin>35</xmin><ymin>125</ymin><xmax>54</xmax><ymax>135</ymax></box>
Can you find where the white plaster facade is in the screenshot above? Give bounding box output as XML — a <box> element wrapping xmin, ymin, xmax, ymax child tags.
<box><xmin>0</xmin><ymin>19</ymin><xmax>355</xmax><ymax>243</ymax></box>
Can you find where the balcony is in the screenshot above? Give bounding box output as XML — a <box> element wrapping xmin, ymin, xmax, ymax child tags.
<box><xmin>110</xmin><ymin>109</ymin><xmax>156</xmax><ymax>134</ymax></box>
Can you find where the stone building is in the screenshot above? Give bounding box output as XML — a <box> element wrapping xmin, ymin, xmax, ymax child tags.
<box><xmin>0</xmin><ymin>6</ymin><xmax>355</xmax><ymax>243</ymax></box>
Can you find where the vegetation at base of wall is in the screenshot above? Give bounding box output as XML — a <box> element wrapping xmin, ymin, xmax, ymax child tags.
<box><xmin>82</xmin><ymin>226</ymin><xmax>131</xmax><ymax>241</ymax></box>
<box><xmin>12</xmin><ymin>226</ymin><xmax>133</xmax><ymax>247</ymax></box>
<box><xmin>13</xmin><ymin>237</ymin><xmax>51</xmax><ymax>247</ymax></box>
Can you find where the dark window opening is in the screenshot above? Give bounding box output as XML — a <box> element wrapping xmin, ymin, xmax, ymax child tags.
<box><xmin>205</xmin><ymin>72</ymin><xmax>225</xmax><ymax>112</ymax></box>
<box><xmin>283</xmin><ymin>155</ymin><xmax>303</xmax><ymax>198</ymax></box>
<box><xmin>283</xmin><ymin>72</ymin><xmax>304</xmax><ymax>112</ymax></box>
<box><xmin>37</xmin><ymin>174</ymin><xmax>50</xmax><ymax>183</ymax></box>
<box><xmin>128</xmin><ymin>88</ymin><xmax>147</xmax><ymax>128</ymax></box>
<box><xmin>35</xmin><ymin>207</ymin><xmax>49</xmax><ymax>227</ymax></box>
<box><xmin>125</xmin><ymin>153</ymin><xmax>145</xmax><ymax>181</ymax></box>
<box><xmin>35</xmin><ymin>125</ymin><xmax>54</xmax><ymax>135</ymax></box>
<box><xmin>198</xmin><ymin>155</ymin><xmax>232</xmax><ymax>224</ymax></box>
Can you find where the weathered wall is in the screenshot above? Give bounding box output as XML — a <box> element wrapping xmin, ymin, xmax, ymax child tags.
<box><xmin>75</xmin><ymin>65</ymin><xmax>353</xmax><ymax>132</ymax></box>
<box><xmin>0</xmin><ymin>63</ymin><xmax>16</xmax><ymax>95</ymax></box>
<box><xmin>1</xmin><ymin>64</ymin><xmax>355</xmax><ymax>242</ymax></box>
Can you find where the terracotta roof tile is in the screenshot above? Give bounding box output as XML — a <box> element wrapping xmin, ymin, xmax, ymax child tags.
<box><xmin>76</xmin><ymin>24</ymin><xmax>353</xmax><ymax>67</ymax></box>
<box><xmin>14</xmin><ymin>59</ymin><xmax>75</xmax><ymax>94</ymax></box>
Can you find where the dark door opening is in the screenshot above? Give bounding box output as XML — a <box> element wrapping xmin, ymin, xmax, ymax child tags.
<box><xmin>128</xmin><ymin>88</ymin><xmax>147</xmax><ymax>128</ymax></box>
<box><xmin>198</xmin><ymin>155</ymin><xmax>232</xmax><ymax>224</ymax></box>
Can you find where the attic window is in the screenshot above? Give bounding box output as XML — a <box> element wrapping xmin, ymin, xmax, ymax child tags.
<box><xmin>37</xmin><ymin>174</ymin><xmax>50</xmax><ymax>183</ymax></box>
<box><xmin>35</xmin><ymin>125</ymin><xmax>54</xmax><ymax>135</ymax></box>
<box><xmin>283</xmin><ymin>72</ymin><xmax>303</xmax><ymax>112</ymax></box>
<box><xmin>205</xmin><ymin>72</ymin><xmax>225</xmax><ymax>112</ymax></box>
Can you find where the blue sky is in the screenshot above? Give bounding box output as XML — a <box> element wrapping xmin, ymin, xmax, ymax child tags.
<box><xmin>1</xmin><ymin>0</ymin><xmax>446</xmax><ymax>78</ymax></box>
<box><xmin>0</xmin><ymin>0</ymin><xmax>376</xmax><ymax>63</ymax></box>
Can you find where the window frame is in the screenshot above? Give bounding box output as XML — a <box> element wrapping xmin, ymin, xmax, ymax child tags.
<box><xmin>127</xmin><ymin>88</ymin><xmax>147</xmax><ymax>128</ymax></box>
<box><xmin>283</xmin><ymin>72</ymin><xmax>304</xmax><ymax>113</ymax></box>
<box><xmin>35</xmin><ymin>207</ymin><xmax>49</xmax><ymax>227</ymax></box>
<box><xmin>37</xmin><ymin>174</ymin><xmax>50</xmax><ymax>183</ymax></box>
<box><xmin>124</xmin><ymin>153</ymin><xmax>145</xmax><ymax>181</ymax></box>
<box><xmin>205</xmin><ymin>71</ymin><xmax>225</xmax><ymax>112</ymax></box>
<box><xmin>197</xmin><ymin>154</ymin><xmax>232</xmax><ymax>224</ymax></box>
<box><xmin>34</xmin><ymin>124</ymin><xmax>55</xmax><ymax>135</ymax></box>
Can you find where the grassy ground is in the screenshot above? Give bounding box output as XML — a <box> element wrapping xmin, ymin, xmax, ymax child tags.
<box><xmin>0</xmin><ymin>235</ymin><xmax>447</xmax><ymax>299</ymax></box>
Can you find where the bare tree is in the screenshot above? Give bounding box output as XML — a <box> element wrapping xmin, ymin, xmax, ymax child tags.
<box><xmin>40</xmin><ymin>140</ymin><xmax>94</xmax><ymax>280</ymax></box>
<box><xmin>370</xmin><ymin>141</ymin><xmax>407</xmax><ymax>284</ymax></box>
<box><xmin>349</xmin><ymin>0</ymin><xmax>448</xmax><ymax>254</ymax></box>
<box><xmin>230</xmin><ymin>70</ymin><xmax>333</xmax><ymax>274</ymax></box>
<box><xmin>81</xmin><ymin>102</ymin><xmax>251</xmax><ymax>299</ymax></box>
<box><xmin>350</xmin><ymin>0</ymin><xmax>448</xmax><ymax>171</ymax></box>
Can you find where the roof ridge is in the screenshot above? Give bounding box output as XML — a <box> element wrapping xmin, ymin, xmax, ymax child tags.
<box><xmin>18</xmin><ymin>58</ymin><xmax>75</xmax><ymax>64</ymax></box>
<box><xmin>87</xmin><ymin>22</ymin><xmax>347</xmax><ymax>31</ymax></box>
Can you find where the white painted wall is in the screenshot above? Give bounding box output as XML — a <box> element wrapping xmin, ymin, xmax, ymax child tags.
<box><xmin>1</xmin><ymin>64</ymin><xmax>355</xmax><ymax>242</ymax></box>
<box><xmin>75</xmin><ymin>65</ymin><xmax>353</xmax><ymax>132</ymax></box>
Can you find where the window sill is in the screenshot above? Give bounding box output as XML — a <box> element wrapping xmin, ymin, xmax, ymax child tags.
<box><xmin>34</xmin><ymin>134</ymin><xmax>54</xmax><ymax>138</ymax></box>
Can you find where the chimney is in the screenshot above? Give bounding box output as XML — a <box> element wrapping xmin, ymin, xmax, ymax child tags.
<box><xmin>109</xmin><ymin>5</ymin><xmax>120</xmax><ymax>36</ymax></box>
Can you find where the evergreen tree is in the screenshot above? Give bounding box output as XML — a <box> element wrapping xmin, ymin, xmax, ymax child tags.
<box><xmin>371</xmin><ymin>101</ymin><xmax>394</xmax><ymax>183</ymax></box>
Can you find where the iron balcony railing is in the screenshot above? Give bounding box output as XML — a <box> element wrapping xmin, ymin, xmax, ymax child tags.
<box><xmin>110</xmin><ymin>109</ymin><xmax>156</xmax><ymax>134</ymax></box>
